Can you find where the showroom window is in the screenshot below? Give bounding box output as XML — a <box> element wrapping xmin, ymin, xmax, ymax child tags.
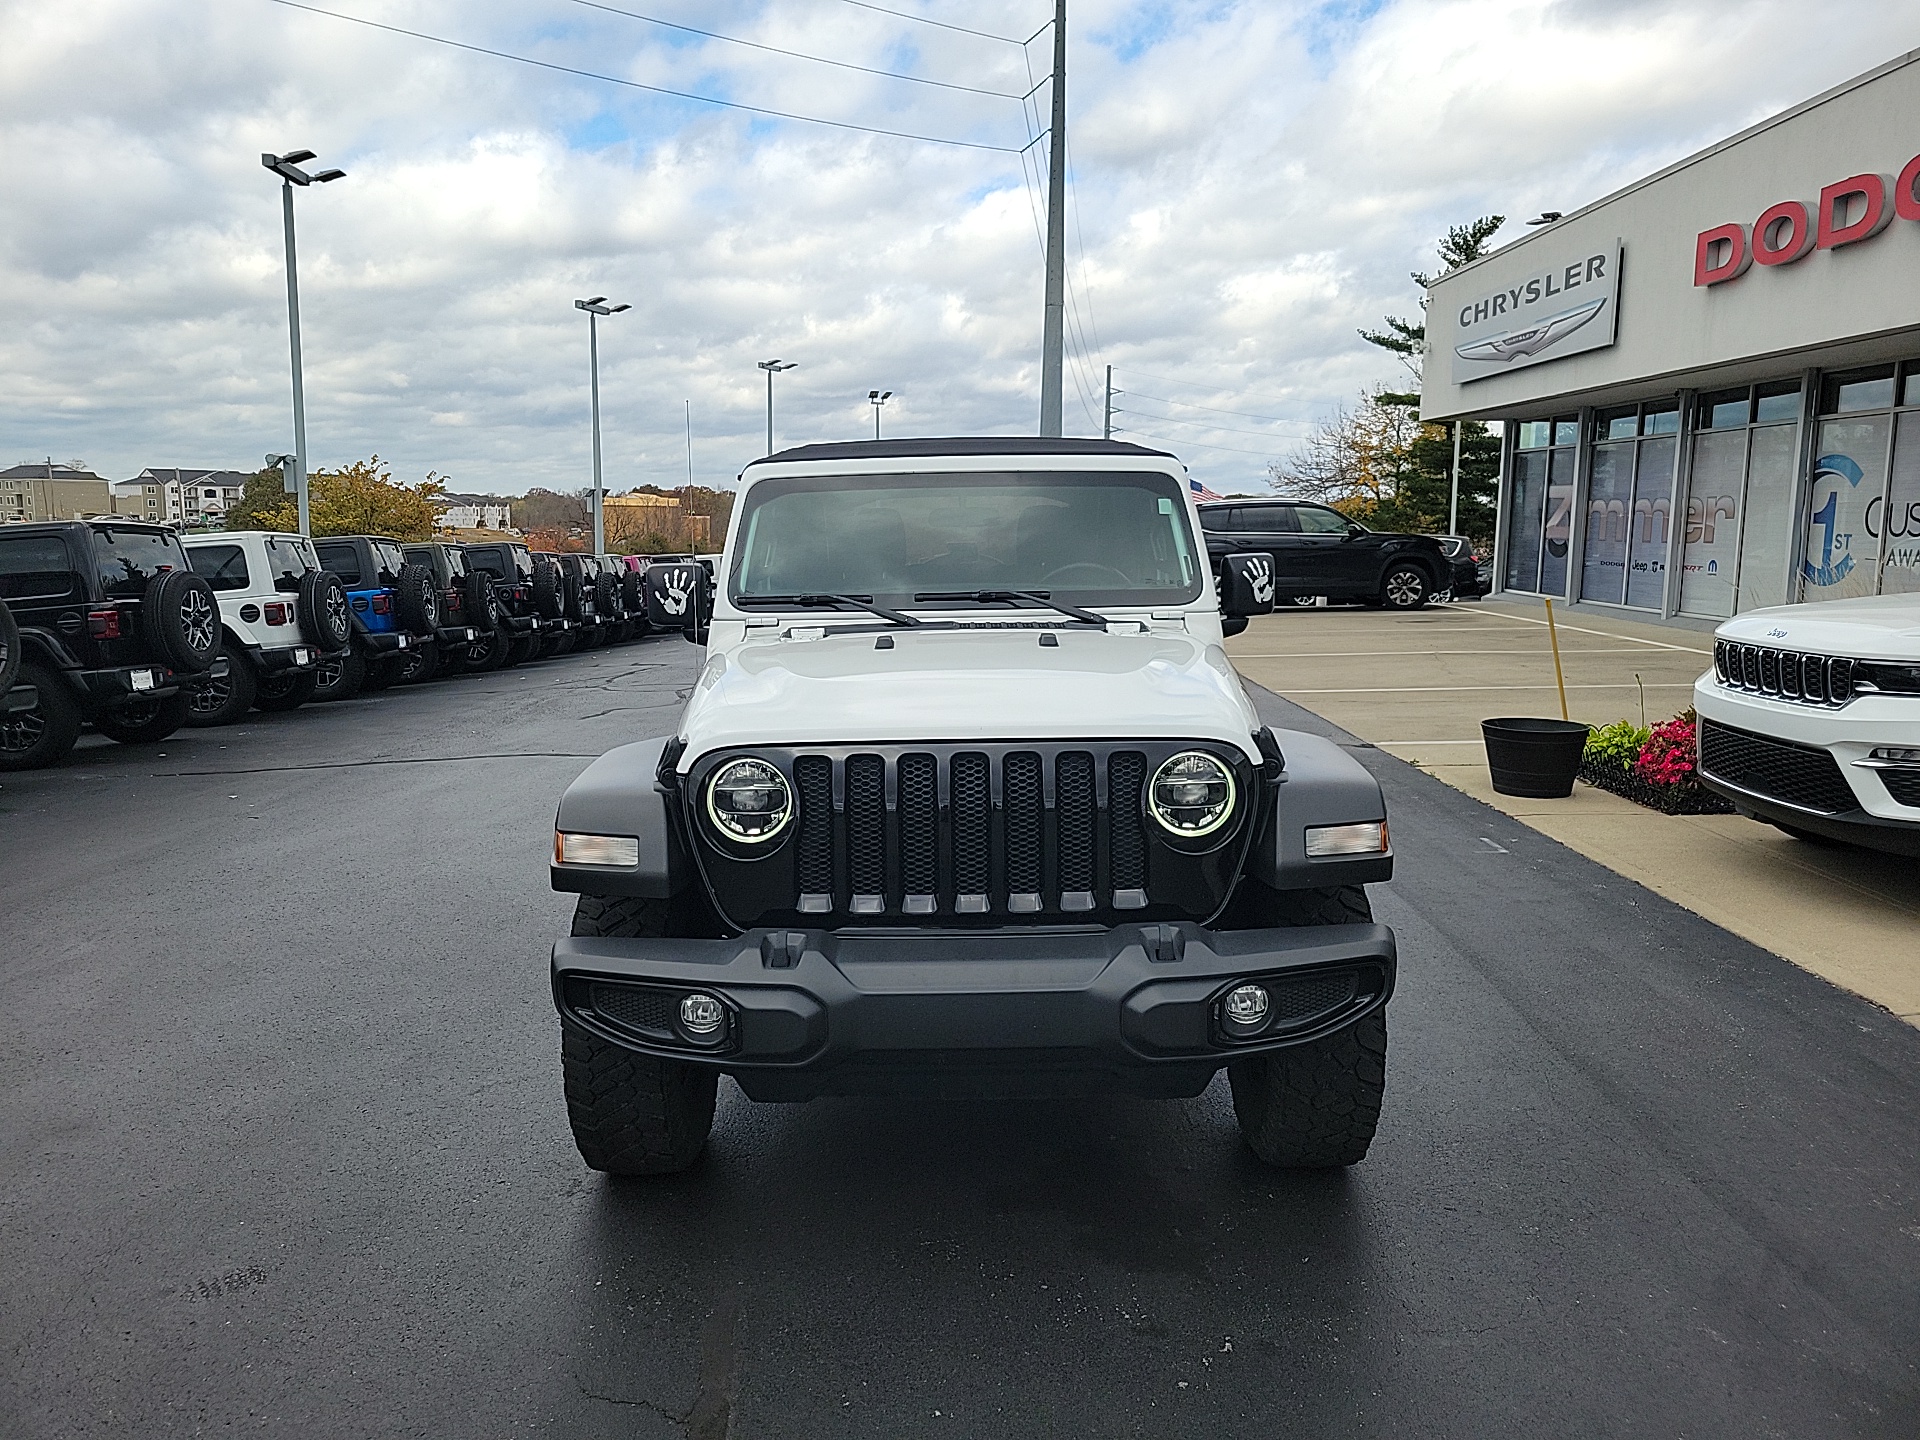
<box><xmin>1678</xmin><ymin>380</ymin><xmax>1802</xmax><ymax>618</ymax></box>
<box><xmin>1504</xmin><ymin>417</ymin><xmax>1577</xmax><ymax>595</ymax></box>
<box><xmin>1580</xmin><ymin>400</ymin><xmax>1680</xmax><ymax>610</ymax></box>
<box><xmin>1801</xmin><ymin>361</ymin><xmax>1920</xmax><ymax>601</ymax></box>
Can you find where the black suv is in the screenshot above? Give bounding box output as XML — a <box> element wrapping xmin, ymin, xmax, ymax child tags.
<box><xmin>0</xmin><ymin>520</ymin><xmax>224</xmax><ymax>769</ymax></box>
<box><xmin>310</xmin><ymin>535</ymin><xmax>438</xmax><ymax>699</ymax></box>
<box><xmin>463</xmin><ymin>541</ymin><xmax>559</xmax><ymax>667</ymax></box>
<box><xmin>403</xmin><ymin>541</ymin><xmax>498</xmax><ymax>678</ymax></box>
<box><xmin>1197</xmin><ymin>500</ymin><xmax>1478</xmax><ymax>609</ymax></box>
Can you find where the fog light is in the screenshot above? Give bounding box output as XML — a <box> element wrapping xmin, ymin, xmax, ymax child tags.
<box><xmin>1222</xmin><ymin>984</ymin><xmax>1270</xmax><ymax>1034</ymax></box>
<box><xmin>1305</xmin><ymin>820</ymin><xmax>1389</xmax><ymax>857</ymax></box>
<box><xmin>1869</xmin><ymin>746</ymin><xmax>1920</xmax><ymax>764</ymax></box>
<box><xmin>678</xmin><ymin>993</ymin><xmax>726</xmax><ymax>1038</ymax></box>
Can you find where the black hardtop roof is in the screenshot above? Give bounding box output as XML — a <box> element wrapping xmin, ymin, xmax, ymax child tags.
<box><xmin>752</xmin><ymin>436</ymin><xmax>1176</xmax><ymax>466</ymax></box>
<box><xmin>2</xmin><ymin>518</ymin><xmax>174</xmax><ymax>534</ymax></box>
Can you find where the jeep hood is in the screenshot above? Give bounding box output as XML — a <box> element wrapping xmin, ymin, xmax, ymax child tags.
<box><xmin>1718</xmin><ymin>594</ymin><xmax>1920</xmax><ymax>658</ymax></box>
<box><xmin>677</xmin><ymin>626</ymin><xmax>1264</xmax><ymax>763</ymax></box>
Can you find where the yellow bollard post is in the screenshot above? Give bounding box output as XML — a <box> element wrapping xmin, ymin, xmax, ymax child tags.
<box><xmin>1544</xmin><ymin>597</ymin><xmax>1569</xmax><ymax>722</ymax></box>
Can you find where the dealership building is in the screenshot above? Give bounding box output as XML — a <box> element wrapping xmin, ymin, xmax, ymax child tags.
<box><xmin>1423</xmin><ymin>49</ymin><xmax>1920</xmax><ymax>624</ymax></box>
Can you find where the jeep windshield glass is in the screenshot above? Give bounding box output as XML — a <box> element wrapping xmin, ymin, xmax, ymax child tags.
<box><xmin>730</xmin><ymin>472</ymin><xmax>1202</xmax><ymax>611</ymax></box>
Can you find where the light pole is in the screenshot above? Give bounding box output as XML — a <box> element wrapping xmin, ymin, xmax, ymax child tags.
<box><xmin>575</xmin><ymin>296</ymin><xmax>629</xmax><ymax>556</ymax></box>
<box><xmin>758</xmin><ymin>359</ymin><xmax>796</xmax><ymax>455</ymax></box>
<box><xmin>262</xmin><ymin>149</ymin><xmax>345</xmax><ymax>536</ymax></box>
<box><xmin>869</xmin><ymin>390</ymin><xmax>892</xmax><ymax>439</ymax></box>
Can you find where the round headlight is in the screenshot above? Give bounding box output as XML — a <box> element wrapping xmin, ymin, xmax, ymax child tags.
<box><xmin>706</xmin><ymin>757</ymin><xmax>792</xmax><ymax>843</ymax></box>
<box><xmin>1148</xmin><ymin>751</ymin><xmax>1236</xmax><ymax>837</ymax></box>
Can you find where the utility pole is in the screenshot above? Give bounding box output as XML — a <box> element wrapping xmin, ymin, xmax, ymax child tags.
<box><xmin>1448</xmin><ymin>421</ymin><xmax>1464</xmax><ymax>535</ymax></box>
<box><xmin>1038</xmin><ymin>0</ymin><xmax>1067</xmax><ymax>437</ymax></box>
<box><xmin>575</xmin><ymin>296</ymin><xmax>629</xmax><ymax>556</ymax></box>
<box><xmin>1103</xmin><ymin>365</ymin><xmax>1113</xmax><ymax>440</ymax></box>
<box><xmin>758</xmin><ymin>359</ymin><xmax>796</xmax><ymax>454</ymax></box>
<box><xmin>262</xmin><ymin>150</ymin><xmax>345</xmax><ymax>536</ymax></box>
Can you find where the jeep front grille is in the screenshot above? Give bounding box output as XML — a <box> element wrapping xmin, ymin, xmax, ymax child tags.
<box><xmin>1714</xmin><ymin>640</ymin><xmax>1857</xmax><ymax>706</ymax></box>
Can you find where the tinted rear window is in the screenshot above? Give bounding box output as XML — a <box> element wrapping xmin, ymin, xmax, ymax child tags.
<box><xmin>467</xmin><ymin>547</ymin><xmax>506</xmax><ymax>579</ymax></box>
<box><xmin>264</xmin><ymin>537</ymin><xmax>315</xmax><ymax>587</ymax></box>
<box><xmin>0</xmin><ymin>534</ymin><xmax>78</xmax><ymax>600</ymax></box>
<box><xmin>188</xmin><ymin>544</ymin><xmax>250</xmax><ymax>591</ymax></box>
<box><xmin>316</xmin><ymin>543</ymin><xmax>362</xmax><ymax>586</ymax></box>
<box><xmin>92</xmin><ymin>526</ymin><xmax>185</xmax><ymax>599</ymax></box>
<box><xmin>371</xmin><ymin>540</ymin><xmax>407</xmax><ymax>584</ymax></box>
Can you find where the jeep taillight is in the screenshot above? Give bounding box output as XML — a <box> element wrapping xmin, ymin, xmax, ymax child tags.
<box><xmin>372</xmin><ymin>594</ymin><xmax>392</xmax><ymax>614</ymax></box>
<box><xmin>264</xmin><ymin>602</ymin><xmax>289</xmax><ymax>625</ymax></box>
<box><xmin>88</xmin><ymin>608</ymin><xmax>122</xmax><ymax>639</ymax></box>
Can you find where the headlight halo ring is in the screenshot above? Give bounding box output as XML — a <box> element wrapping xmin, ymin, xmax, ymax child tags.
<box><xmin>1147</xmin><ymin>749</ymin><xmax>1238</xmax><ymax>839</ymax></box>
<box><xmin>705</xmin><ymin>755</ymin><xmax>794</xmax><ymax>844</ymax></box>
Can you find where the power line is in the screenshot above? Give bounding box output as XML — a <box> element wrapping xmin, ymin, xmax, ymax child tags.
<box><xmin>1113</xmin><ymin>427</ymin><xmax>1287</xmax><ymax>459</ymax></box>
<box><xmin>264</xmin><ymin>0</ymin><xmax>1024</xmax><ymax>153</ymax></box>
<box><xmin>569</xmin><ymin>0</ymin><xmax>1024</xmax><ymax>98</ymax></box>
<box><xmin>1123</xmin><ymin>391</ymin><xmax>1306</xmax><ymax>426</ymax></box>
<box><xmin>1117</xmin><ymin>407</ymin><xmax>1309</xmax><ymax>440</ymax></box>
<box><xmin>1120</xmin><ymin>368</ymin><xmax>1303</xmax><ymax>410</ymax></box>
<box><xmin>833</xmin><ymin>0</ymin><xmax>1026</xmax><ymax>45</ymax></box>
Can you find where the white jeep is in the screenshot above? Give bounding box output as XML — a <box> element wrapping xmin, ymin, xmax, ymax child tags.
<box><xmin>548</xmin><ymin>438</ymin><xmax>1396</xmax><ymax>1175</ymax></box>
<box><xmin>1696</xmin><ymin>593</ymin><xmax>1920</xmax><ymax>855</ymax></box>
<box><xmin>181</xmin><ymin>530</ymin><xmax>352</xmax><ymax>723</ymax></box>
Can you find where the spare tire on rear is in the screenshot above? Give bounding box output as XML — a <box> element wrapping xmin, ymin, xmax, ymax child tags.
<box><xmin>532</xmin><ymin>557</ymin><xmax>563</xmax><ymax>620</ymax></box>
<box><xmin>0</xmin><ymin>596</ymin><xmax>19</xmax><ymax>693</ymax></box>
<box><xmin>298</xmin><ymin>570</ymin><xmax>352</xmax><ymax>651</ymax></box>
<box><xmin>464</xmin><ymin>570</ymin><xmax>499</xmax><ymax>631</ymax></box>
<box><xmin>395</xmin><ymin>563</ymin><xmax>439</xmax><ymax>633</ymax></box>
<box><xmin>141</xmin><ymin>569</ymin><xmax>219</xmax><ymax>672</ymax></box>
<box><xmin>594</xmin><ymin>572</ymin><xmax>621</xmax><ymax>621</ymax></box>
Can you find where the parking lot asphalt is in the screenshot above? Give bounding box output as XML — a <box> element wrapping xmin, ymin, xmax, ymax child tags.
<box><xmin>3</xmin><ymin>636</ymin><xmax>1917</xmax><ymax>1439</ymax></box>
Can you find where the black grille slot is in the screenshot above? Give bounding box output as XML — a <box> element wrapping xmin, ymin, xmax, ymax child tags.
<box><xmin>1759</xmin><ymin>648</ymin><xmax>1780</xmax><ymax>693</ymax></box>
<box><xmin>1742</xmin><ymin>646</ymin><xmax>1760</xmax><ymax>690</ymax></box>
<box><xmin>1880</xmin><ymin>768</ymin><xmax>1920</xmax><ymax>807</ymax></box>
<box><xmin>1003</xmin><ymin>752</ymin><xmax>1044</xmax><ymax>896</ymax></box>
<box><xmin>898</xmin><ymin>753</ymin><xmax>938</xmax><ymax>898</ymax></box>
<box><xmin>1717</xmin><ymin>642</ymin><xmax>1866</xmax><ymax>707</ymax></box>
<box><xmin>1109</xmin><ymin>752</ymin><xmax>1147</xmax><ymax>891</ymax></box>
<box><xmin>794</xmin><ymin>756</ymin><xmax>834</xmax><ymax>897</ymax></box>
<box><xmin>846</xmin><ymin>754</ymin><xmax>887</xmax><ymax>899</ymax></box>
<box><xmin>1268</xmin><ymin>971</ymin><xmax>1358</xmax><ymax>1026</ymax></box>
<box><xmin>590</xmin><ymin>983</ymin><xmax>675</xmax><ymax>1037</ymax></box>
<box><xmin>952</xmin><ymin>753</ymin><xmax>991</xmax><ymax>896</ymax></box>
<box><xmin>1700</xmin><ymin>719</ymin><xmax>1858</xmax><ymax>814</ymax></box>
<box><xmin>1056</xmin><ymin>752</ymin><xmax>1096</xmax><ymax>894</ymax></box>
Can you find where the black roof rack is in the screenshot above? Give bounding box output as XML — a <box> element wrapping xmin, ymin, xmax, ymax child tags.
<box><xmin>751</xmin><ymin>436</ymin><xmax>1176</xmax><ymax>466</ymax></box>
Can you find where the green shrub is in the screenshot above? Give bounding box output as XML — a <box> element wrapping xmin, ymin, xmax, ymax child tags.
<box><xmin>1584</xmin><ymin>719</ymin><xmax>1650</xmax><ymax>771</ymax></box>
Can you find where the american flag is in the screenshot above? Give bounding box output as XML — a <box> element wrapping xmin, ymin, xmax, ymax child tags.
<box><xmin>1189</xmin><ymin>477</ymin><xmax>1224</xmax><ymax>502</ymax></box>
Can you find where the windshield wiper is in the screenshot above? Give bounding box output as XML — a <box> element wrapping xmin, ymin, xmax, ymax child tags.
<box><xmin>735</xmin><ymin>593</ymin><xmax>921</xmax><ymax>627</ymax></box>
<box><xmin>912</xmin><ymin>589</ymin><xmax>1108</xmax><ymax>629</ymax></box>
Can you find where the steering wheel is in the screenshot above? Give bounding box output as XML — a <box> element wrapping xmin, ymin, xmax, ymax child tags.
<box><xmin>1041</xmin><ymin>562</ymin><xmax>1132</xmax><ymax>586</ymax></box>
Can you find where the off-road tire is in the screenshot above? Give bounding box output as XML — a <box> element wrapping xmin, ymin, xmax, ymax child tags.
<box><xmin>532</xmin><ymin>557</ymin><xmax>563</xmax><ymax>620</ymax></box>
<box><xmin>0</xmin><ymin>662</ymin><xmax>81</xmax><ymax>770</ymax></box>
<box><xmin>1379</xmin><ymin>563</ymin><xmax>1430</xmax><ymax>611</ymax></box>
<box><xmin>312</xmin><ymin>649</ymin><xmax>367</xmax><ymax>703</ymax></box>
<box><xmin>1229</xmin><ymin>1011</ymin><xmax>1388</xmax><ymax>1170</ymax></box>
<box><xmin>0</xmin><ymin>597</ymin><xmax>19</xmax><ymax>694</ymax></box>
<box><xmin>254</xmin><ymin>670</ymin><xmax>318</xmax><ymax>712</ymax></box>
<box><xmin>466</xmin><ymin>627</ymin><xmax>509</xmax><ymax>672</ymax></box>
<box><xmin>298</xmin><ymin>571</ymin><xmax>352</xmax><ymax>651</ymax></box>
<box><xmin>1223</xmin><ymin>882</ymin><xmax>1385</xmax><ymax>1168</ymax></box>
<box><xmin>508</xmin><ymin>634</ymin><xmax>541</xmax><ymax>665</ymax></box>
<box><xmin>393</xmin><ymin>639</ymin><xmax>439</xmax><ymax>686</ymax></box>
<box><xmin>395</xmin><ymin>564</ymin><xmax>439</xmax><ymax>634</ymax></box>
<box><xmin>93</xmin><ymin>691</ymin><xmax>190</xmax><ymax>745</ymax></box>
<box><xmin>141</xmin><ymin>570</ymin><xmax>220</xmax><ymax>672</ymax></box>
<box><xmin>541</xmin><ymin>630</ymin><xmax>575</xmax><ymax>658</ymax></box>
<box><xmin>464</xmin><ymin>570</ymin><xmax>500</xmax><ymax>632</ymax></box>
<box><xmin>562</xmin><ymin>894</ymin><xmax>719</xmax><ymax>1175</ymax></box>
<box><xmin>362</xmin><ymin>655</ymin><xmax>403</xmax><ymax>691</ymax></box>
<box><xmin>621</xmin><ymin>570</ymin><xmax>648</xmax><ymax>627</ymax></box>
<box><xmin>594</xmin><ymin>573</ymin><xmax>621</xmax><ymax>624</ymax></box>
<box><xmin>185</xmin><ymin>644</ymin><xmax>257</xmax><ymax>726</ymax></box>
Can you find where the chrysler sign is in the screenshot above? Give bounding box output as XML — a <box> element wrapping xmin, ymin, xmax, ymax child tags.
<box><xmin>1449</xmin><ymin>241</ymin><xmax>1622</xmax><ymax>384</ymax></box>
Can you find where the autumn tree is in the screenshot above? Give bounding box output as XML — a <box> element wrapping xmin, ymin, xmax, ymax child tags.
<box><xmin>305</xmin><ymin>457</ymin><xmax>445</xmax><ymax>541</ymax></box>
<box><xmin>225</xmin><ymin>468</ymin><xmax>298</xmax><ymax>533</ymax></box>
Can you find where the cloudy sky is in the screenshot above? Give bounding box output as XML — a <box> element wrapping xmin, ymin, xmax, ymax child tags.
<box><xmin>2</xmin><ymin>0</ymin><xmax>1916</xmax><ymax>497</ymax></box>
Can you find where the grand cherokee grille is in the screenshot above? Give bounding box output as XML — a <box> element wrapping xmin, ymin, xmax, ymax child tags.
<box><xmin>1698</xmin><ymin>719</ymin><xmax>1858</xmax><ymax>814</ymax></box>
<box><xmin>688</xmin><ymin>743</ymin><xmax>1250</xmax><ymax>928</ymax></box>
<box><xmin>1713</xmin><ymin>640</ymin><xmax>1856</xmax><ymax>706</ymax></box>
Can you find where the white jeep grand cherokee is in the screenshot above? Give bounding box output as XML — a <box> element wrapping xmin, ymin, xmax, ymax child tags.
<box><xmin>1695</xmin><ymin>594</ymin><xmax>1920</xmax><ymax>856</ymax></box>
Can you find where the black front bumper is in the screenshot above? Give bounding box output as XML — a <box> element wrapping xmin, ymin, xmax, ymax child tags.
<box><xmin>1700</xmin><ymin>773</ymin><xmax>1920</xmax><ymax>857</ymax></box>
<box><xmin>552</xmin><ymin>919</ymin><xmax>1395</xmax><ymax>1100</ymax></box>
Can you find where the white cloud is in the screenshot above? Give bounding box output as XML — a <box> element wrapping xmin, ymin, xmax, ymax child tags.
<box><xmin>0</xmin><ymin>0</ymin><xmax>1914</xmax><ymax>495</ymax></box>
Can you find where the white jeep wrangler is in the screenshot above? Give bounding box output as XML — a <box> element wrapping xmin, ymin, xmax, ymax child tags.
<box><xmin>548</xmin><ymin>438</ymin><xmax>1396</xmax><ymax>1175</ymax></box>
<box><xmin>1697</xmin><ymin>593</ymin><xmax>1920</xmax><ymax>855</ymax></box>
<box><xmin>181</xmin><ymin>530</ymin><xmax>352</xmax><ymax>723</ymax></box>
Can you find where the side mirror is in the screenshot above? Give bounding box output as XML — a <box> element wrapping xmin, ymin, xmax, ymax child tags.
<box><xmin>645</xmin><ymin>563</ymin><xmax>709</xmax><ymax>641</ymax></box>
<box><xmin>1220</xmin><ymin>552</ymin><xmax>1275</xmax><ymax>618</ymax></box>
<box><xmin>1346</xmin><ymin>522</ymin><xmax>1367</xmax><ymax>538</ymax></box>
<box><xmin>1221</xmin><ymin>614</ymin><xmax>1249</xmax><ymax>638</ymax></box>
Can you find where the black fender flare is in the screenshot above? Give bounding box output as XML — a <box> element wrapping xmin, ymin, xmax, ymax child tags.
<box><xmin>1247</xmin><ymin>729</ymin><xmax>1393</xmax><ymax>890</ymax></box>
<box><xmin>550</xmin><ymin>735</ymin><xmax>692</xmax><ymax>898</ymax></box>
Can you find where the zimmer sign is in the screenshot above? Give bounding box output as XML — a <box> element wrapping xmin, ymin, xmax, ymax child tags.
<box><xmin>1449</xmin><ymin>241</ymin><xmax>1622</xmax><ymax>384</ymax></box>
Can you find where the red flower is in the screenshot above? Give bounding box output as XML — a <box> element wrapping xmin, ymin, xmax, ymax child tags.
<box><xmin>1634</xmin><ymin>715</ymin><xmax>1698</xmax><ymax>788</ymax></box>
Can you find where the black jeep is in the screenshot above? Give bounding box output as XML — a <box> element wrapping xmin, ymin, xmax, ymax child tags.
<box><xmin>403</xmin><ymin>541</ymin><xmax>498</xmax><ymax>678</ymax></box>
<box><xmin>309</xmin><ymin>536</ymin><xmax>439</xmax><ymax>700</ymax></box>
<box><xmin>462</xmin><ymin>541</ymin><xmax>556</xmax><ymax>668</ymax></box>
<box><xmin>0</xmin><ymin>520</ymin><xmax>224</xmax><ymax>769</ymax></box>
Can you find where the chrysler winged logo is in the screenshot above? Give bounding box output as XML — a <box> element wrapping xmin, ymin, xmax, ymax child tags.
<box><xmin>1455</xmin><ymin>297</ymin><xmax>1608</xmax><ymax>365</ymax></box>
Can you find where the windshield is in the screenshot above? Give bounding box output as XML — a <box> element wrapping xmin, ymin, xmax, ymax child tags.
<box><xmin>730</xmin><ymin>471</ymin><xmax>1202</xmax><ymax>610</ymax></box>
